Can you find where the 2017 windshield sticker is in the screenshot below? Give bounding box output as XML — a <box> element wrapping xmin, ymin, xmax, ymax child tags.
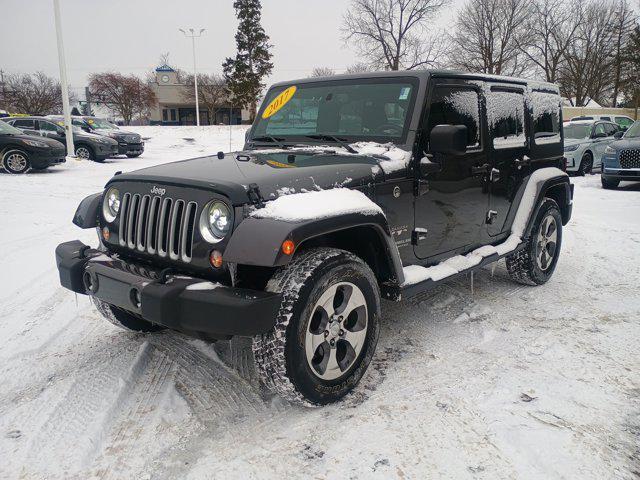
<box><xmin>262</xmin><ymin>86</ymin><xmax>297</xmax><ymax>119</ymax></box>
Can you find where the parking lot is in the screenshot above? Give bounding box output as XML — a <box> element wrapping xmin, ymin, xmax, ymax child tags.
<box><xmin>0</xmin><ymin>126</ymin><xmax>638</xmax><ymax>479</ymax></box>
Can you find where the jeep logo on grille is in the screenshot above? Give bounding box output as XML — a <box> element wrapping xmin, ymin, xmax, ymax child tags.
<box><xmin>150</xmin><ymin>186</ymin><xmax>166</xmax><ymax>196</ymax></box>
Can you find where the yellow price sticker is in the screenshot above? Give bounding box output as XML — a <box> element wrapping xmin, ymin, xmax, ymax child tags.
<box><xmin>262</xmin><ymin>86</ymin><xmax>297</xmax><ymax>119</ymax></box>
<box><xmin>266</xmin><ymin>159</ymin><xmax>296</xmax><ymax>168</ymax></box>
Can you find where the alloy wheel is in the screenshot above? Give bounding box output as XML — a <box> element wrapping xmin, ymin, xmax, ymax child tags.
<box><xmin>5</xmin><ymin>152</ymin><xmax>28</xmax><ymax>172</ymax></box>
<box><xmin>305</xmin><ymin>282</ymin><xmax>368</xmax><ymax>381</ymax></box>
<box><xmin>76</xmin><ymin>147</ymin><xmax>91</xmax><ymax>159</ymax></box>
<box><xmin>536</xmin><ymin>214</ymin><xmax>558</xmax><ymax>271</ymax></box>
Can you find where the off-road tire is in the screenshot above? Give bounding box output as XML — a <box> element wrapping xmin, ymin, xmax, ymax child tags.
<box><xmin>578</xmin><ymin>152</ymin><xmax>593</xmax><ymax>176</ymax></box>
<box><xmin>253</xmin><ymin>248</ymin><xmax>380</xmax><ymax>406</ymax></box>
<box><xmin>91</xmin><ymin>297</ymin><xmax>165</xmax><ymax>333</ymax></box>
<box><xmin>506</xmin><ymin>198</ymin><xmax>563</xmax><ymax>286</ymax></box>
<box><xmin>601</xmin><ymin>176</ymin><xmax>620</xmax><ymax>189</ymax></box>
<box><xmin>2</xmin><ymin>149</ymin><xmax>31</xmax><ymax>174</ymax></box>
<box><xmin>126</xmin><ymin>153</ymin><xmax>142</xmax><ymax>158</ymax></box>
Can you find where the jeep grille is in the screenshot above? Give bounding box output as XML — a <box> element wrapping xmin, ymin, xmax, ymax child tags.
<box><xmin>118</xmin><ymin>193</ymin><xmax>197</xmax><ymax>263</ymax></box>
<box><xmin>619</xmin><ymin>149</ymin><xmax>640</xmax><ymax>169</ymax></box>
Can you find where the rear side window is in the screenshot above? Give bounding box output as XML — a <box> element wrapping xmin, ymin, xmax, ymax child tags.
<box><xmin>427</xmin><ymin>86</ymin><xmax>481</xmax><ymax>148</ymax></box>
<box><xmin>530</xmin><ymin>91</ymin><xmax>561</xmax><ymax>145</ymax></box>
<box><xmin>487</xmin><ymin>88</ymin><xmax>526</xmax><ymax>149</ymax></box>
<box><xmin>12</xmin><ymin>119</ymin><xmax>35</xmax><ymax>129</ymax></box>
<box><xmin>39</xmin><ymin>121</ymin><xmax>58</xmax><ymax>132</ymax></box>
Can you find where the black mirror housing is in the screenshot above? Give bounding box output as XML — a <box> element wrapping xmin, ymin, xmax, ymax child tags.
<box><xmin>614</xmin><ymin>131</ymin><xmax>624</xmax><ymax>139</ymax></box>
<box><xmin>419</xmin><ymin>156</ymin><xmax>442</xmax><ymax>176</ymax></box>
<box><xmin>429</xmin><ymin>125</ymin><xmax>467</xmax><ymax>156</ymax></box>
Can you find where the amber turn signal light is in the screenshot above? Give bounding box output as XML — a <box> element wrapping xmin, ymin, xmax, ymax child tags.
<box><xmin>281</xmin><ymin>240</ymin><xmax>295</xmax><ymax>255</ymax></box>
<box><xmin>209</xmin><ymin>250</ymin><xmax>223</xmax><ymax>268</ymax></box>
<box><xmin>102</xmin><ymin>226</ymin><xmax>110</xmax><ymax>241</ymax></box>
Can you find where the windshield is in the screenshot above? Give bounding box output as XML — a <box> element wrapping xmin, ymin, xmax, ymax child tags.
<box><xmin>0</xmin><ymin>120</ymin><xmax>24</xmax><ymax>135</ymax></box>
<box><xmin>563</xmin><ymin>124</ymin><xmax>591</xmax><ymax>139</ymax></box>
<box><xmin>250</xmin><ymin>78</ymin><xmax>418</xmax><ymax>145</ymax></box>
<box><xmin>85</xmin><ymin>118</ymin><xmax>117</xmax><ymax>130</ymax></box>
<box><xmin>623</xmin><ymin>121</ymin><xmax>640</xmax><ymax>138</ymax></box>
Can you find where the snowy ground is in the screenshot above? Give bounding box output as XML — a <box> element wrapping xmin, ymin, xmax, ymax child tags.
<box><xmin>1</xmin><ymin>126</ymin><xmax>639</xmax><ymax>479</ymax></box>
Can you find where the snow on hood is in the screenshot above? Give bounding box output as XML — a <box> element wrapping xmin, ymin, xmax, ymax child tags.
<box><xmin>250</xmin><ymin>188</ymin><xmax>383</xmax><ymax>222</ymax></box>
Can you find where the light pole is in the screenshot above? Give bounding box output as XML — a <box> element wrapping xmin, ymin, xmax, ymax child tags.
<box><xmin>53</xmin><ymin>0</ymin><xmax>75</xmax><ymax>158</ymax></box>
<box><xmin>180</xmin><ymin>28</ymin><xmax>205</xmax><ymax>127</ymax></box>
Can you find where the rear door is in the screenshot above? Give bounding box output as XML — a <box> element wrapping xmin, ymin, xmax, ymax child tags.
<box><xmin>485</xmin><ymin>85</ymin><xmax>529</xmax><ymax>237</ymax></box>
<box><xmin>413</xmin><ymin>79</ymin><xmax>489</xmax><ymax>260</ymax></box>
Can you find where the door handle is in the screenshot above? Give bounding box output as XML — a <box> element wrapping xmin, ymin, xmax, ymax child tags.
<box><xmin>471</xmin><ymin>163</ymin><xmax>489</xmax><ymax>175</ymax></box>
<box><xmin>514</xmin><ymin>157</ymin><xmax>531</xmax><ymax>168</ymax></box>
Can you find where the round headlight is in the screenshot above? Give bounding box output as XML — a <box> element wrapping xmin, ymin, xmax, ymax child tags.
<box><xmin>103</xmin><ymin>187</ymin><xmax>120</xmax><ymax>222</ymax></box>
<box><xmin>200</xmin><ymin>200</ymin><xmax>232</xmax><ymax>242</ymax></box>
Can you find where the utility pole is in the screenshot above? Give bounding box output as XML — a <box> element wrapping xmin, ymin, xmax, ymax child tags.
<box><xmin>180</xmin><ymin>28</ymin><xmax>205</xmax><ymax>127</ymax></box>
<box><xmin>53</xmin><ymin>0</ymin><xmax>75</xmax><ymax>158</ymax></box>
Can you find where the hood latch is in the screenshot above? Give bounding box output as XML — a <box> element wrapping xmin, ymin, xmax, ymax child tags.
<box><xmin>246</xmin><ymin>183</ymin><xmax>265</xmax><ymax>208</ymax></box>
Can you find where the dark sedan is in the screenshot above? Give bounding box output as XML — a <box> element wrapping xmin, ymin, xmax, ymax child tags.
<box><xmin>80</xmin><ymin>116</ymin><xmax>144</xmax><ymax>157</ymax></box>
<box><xmin>601</xmin><ymin>120</ymin><xmax>640</xmax><ymax>189</ymax></box>
<box><xmin>0</xmin><ymin>119</ymin><xmax>66</xmax><ymax>174</ymax></box>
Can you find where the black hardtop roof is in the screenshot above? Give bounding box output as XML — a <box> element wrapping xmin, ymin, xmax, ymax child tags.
<box><xmin>270</xmin><ymin>69</ymin><xmax>558</xmax><ymax>93</ymax></box>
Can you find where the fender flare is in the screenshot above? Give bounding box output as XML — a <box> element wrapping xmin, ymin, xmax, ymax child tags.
<box><xmin>522</xmin><ymin>174</ymin><xmax>572</xmax><ymax>240</ymax></box>
<box><xmin>73</xmin><ymin>192</ymin><xmax>102</xmax><ymax>228</ymax></box>
<box><xmin>224</xmin><ymin>211</ymin><xmax>405</xmax><ymax>285</ymax></box>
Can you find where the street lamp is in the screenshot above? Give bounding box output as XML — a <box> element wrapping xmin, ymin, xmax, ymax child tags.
<box><xmin>180</xmin><ymin>28</ymin><xmax>205</xmax><ymax>127</ymax></box>
<box><xmin>53</xmin><ymin>0</ymin><xmax>75</xmax><ymax>158</ymax></box>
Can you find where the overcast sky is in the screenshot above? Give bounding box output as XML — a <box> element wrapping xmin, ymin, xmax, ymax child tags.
<box><xmin>2</xmin><ymin>0</ymin><xmax>462</xmax><ymax>98</ymax></box>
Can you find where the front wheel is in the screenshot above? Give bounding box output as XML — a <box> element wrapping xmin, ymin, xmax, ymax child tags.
<box><xmin>253</xmin><ymin>248</ymin><xmax>380</xmax><ymax>406</ymax></box>
<box><xmin>601</xmin><ymin>176</ymin><xmax>620</xmax><ymax>189</ymax></box>
<box><xmin>2</xmin><ymin>149</ymin><xmax>31</xmax><ymax>174</ymax></box>
<box><xmin>578</xmin><ymin>152</ymin><xmax>593</xmax><ymax>176</ymax></box>
<box><xmin>75</xmin><ymin>145</ymin><xmax>95</xmax><ymax>161</ymax></box>
<box><xmin>506</xmin><ymin>198</ymin><xmax>563</xmax><ymax>285</ymax></box>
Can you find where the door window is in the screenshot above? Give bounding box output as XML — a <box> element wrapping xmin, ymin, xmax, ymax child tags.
<box><xmin>530</xmin><ymin>91</ymin><xmax>560</xmax><ymax>145</ymax></box>
<box><xmin>604</xmin><ymin>123</ymin><xmax>618</xmax><ymax>136</ymax></box>
<box><xmin>38</xmin><ymin>120</ymin><xmax>59</xmax><ymax>132</ymax></box>
<box><xmin>594</xmin><ymin>123</ymin><xmax>607</xmax><ymax>137</ymax></box>
<box><xmin>12</xmin><ymin>119</ymin><xmax>35</xmax><ymax>129</ymax></box>
<box><xmin>427</xmin><ymin>86</ymin><xmax>481</xmax><ymax>149</ymax></box>
<box><xmin>486</xmin><ymin>88</ymin><xmax>526</xmax><ymax>149</ymax></box>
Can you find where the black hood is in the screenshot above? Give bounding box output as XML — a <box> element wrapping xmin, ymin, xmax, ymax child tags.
<box><xmin>1</xmin><ymin>132</ymin><xmax>64</xmax><ymax>149</ymax></box>
<box><xmin>111</xmin><ymin>148</ymin><xmax>400</xmax><ymax>205</ymax></box>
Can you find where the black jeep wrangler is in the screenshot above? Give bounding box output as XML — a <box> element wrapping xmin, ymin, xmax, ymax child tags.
<box><xmin>56</xmin><ymin>71</ymin><xmax>572</xmax><ymax>405</ymax></box>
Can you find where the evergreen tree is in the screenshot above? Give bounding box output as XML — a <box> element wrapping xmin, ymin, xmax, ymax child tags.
<box><xmin>223</xmin><ymin>0</ymin><xmax>273</xmax><ymax>121</ymax></box>
<box><xmin>620</xmin><ymin>25</ymin><xmax>640</xmax><ymax>114</ymax></box>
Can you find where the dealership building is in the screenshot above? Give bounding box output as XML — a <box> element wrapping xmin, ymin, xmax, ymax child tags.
<box><xmin>148</xmin><ymin>65</ymin><xmax>249</xmax><ymax>126</ymax></box>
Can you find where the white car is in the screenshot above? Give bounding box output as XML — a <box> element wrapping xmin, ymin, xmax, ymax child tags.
<box><xmin>570</xmin><ymin>114</ymin><xmax>635</xmax><ymax>131</ymax></box>
<box><xmin>563</xmin><ymin>120</ymin><xmax>623</xmax><ymax>175</ymax></box>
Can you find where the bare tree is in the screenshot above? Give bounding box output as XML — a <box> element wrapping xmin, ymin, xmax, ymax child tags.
<box><xmin>88</xmin><ymin>73</ymin><xmax>157</xmax><ymax>125</ymax></box>
<box><xmin>310</xmin><ymin>67</ymin><xmax>336</xmax><ymax>77</ymax></box>
<box><xmin>342</xmin><ymin>0</ymin><xmax>449</xmax><ymax>70</ymax></box>
<box><xmin>517</xmin><ymin>0</ymin><xmax>582</xmax><ymax>83</ymax></box>
<box><xmin>4</xmin><ymin>72</ymin><xmax>74</xmax><ymax>114</ymax></box>
<box><xmin>181</xmin><ymin>73</ymin><xmax>229</xmax><ymax>123</ymax></box>
<box><xmin>610</xmin><ymin>0</ymin><xmax>636</xmax><ymax>106</ymax></box>
<box><xmin>559</xmin><ymin>0</ymin><xmax>618</xmax><ymax>106</ymax></box>
<box><xmin>345</xmin><ymin>63</ymin><xmax>372</xmax><ymax>73</ymax></box>
<box><xmin>448</xmin><ymin>0</ymin><xmax>532</xmax><ymax>76</ymax></box>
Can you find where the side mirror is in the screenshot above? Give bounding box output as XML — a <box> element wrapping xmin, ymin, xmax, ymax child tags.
<box><xmin>429</xmin><ymin>125</ymin><xmax>467</xmax><ymax>155</ymax></box>
<box><xmin>614</xmin><ymin>131</ymin><xmax>624</xmax><ymax>139</ymax></box>
<box><xmin>419</xmin><ymin>156</ymin><xmax>442</xmax><ymax>176</ymax></box>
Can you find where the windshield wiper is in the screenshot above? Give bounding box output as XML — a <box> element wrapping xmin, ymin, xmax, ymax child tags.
<box><xmin>305</xmin><ymin>134</ymin><xmax>358</xmax><ymax>154</ymax></box>
<box><xmin>250</xmin><ymin>135</ymin><xmax>289</xmax><ymax>149</ymax></box>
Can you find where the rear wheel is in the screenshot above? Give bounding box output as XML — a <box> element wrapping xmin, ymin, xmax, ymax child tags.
<box><xmin>601</xmin><ymin>176</ymin><xmax>620</xmax><ymax>189</ymax></box>
<box><xmin>2</xmin><ymin>149</ymin><xmax>31</xmax><ymax>174</ymax></box>
<box><xmin>91</xmin><ymin>297</ymin><xmax>165</xmax><ymax>333</ymax></box>
<box><xmin>506</xmin><ymin>198</ymin><xmax>563</xmax><ymax>285</ymax></box>
<box><xmin>253</xmin><ymin>248</ymin><xmax>380</xmax><ymax>406</ymax></box>
<box><xmin>578</xmin><ymin>152</ymin><xmax>593</xmax><ymax>176</ymax></box>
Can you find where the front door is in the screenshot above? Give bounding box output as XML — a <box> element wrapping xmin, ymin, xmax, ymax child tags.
<box><xmin>37</xmin><ymin>120</ymin><xmax>66</xmax><ymax>144</ymax></box>
<box><xmin>413</xmin><ymin>80</ymin><xmax>489</xmax><ymax>260</ymax></box>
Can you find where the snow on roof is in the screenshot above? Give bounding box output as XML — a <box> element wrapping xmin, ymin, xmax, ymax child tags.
<box><xmin>251</xmin><ymin>188</ymin><xmax>383</xmax><ymax>222</ymax></box>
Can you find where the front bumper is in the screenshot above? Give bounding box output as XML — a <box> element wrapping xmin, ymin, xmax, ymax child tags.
<box><xmin>55</xmin><ymin>240</ymin><xmax>281</xmax><ymax>338</ymax></box>
<box><xmin>117</xmin><ymin>142</ymin><xmax>144</xmax><ymax>155</ymax></box>
<box><xmin>27</xmin><ymin>147</ymin><xmax>66</xmax><ymax>168</ymax></box>
<box><xmin>95</xmin><ymin>143</ymin><xmax>119</xmax><ymax>159</ymax></box>
<box><xmin>602</xmin><ymin>167</ymin><xmax>640</xmax><ymax>181</ymax></box>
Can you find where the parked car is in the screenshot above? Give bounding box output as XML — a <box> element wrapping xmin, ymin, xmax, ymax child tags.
<box><xmin>0</xmin><ymin>118</ymin><xmax>66</xmax><ymax>174</ymax></box>
<box><xmin>55</xmin><ymin>70</ymin><xmax>572</xmax><ymax>405</ymax></box>
<box><xmin>4</xmin><ymin>116</ymin><xmax>118</xmax><ymax>162</ymax></box>
<box><xmin>570</xmin><ymin>114</ymin><xmax>635</xmax><ymax>130</ymax></box>
<box><xmin>48</xmin><ymin>115</ymin><xmax>144</xmax><ymax>158</ymax></box>
<box><xmin>563</xmin><ymin>120</ymin><xmax>622</xmax><ymax>175</ymax></box>
<box><xmin>600</xmin><ymin>120</ymin><xmax>640</xmax><ymax>189</ymax></box>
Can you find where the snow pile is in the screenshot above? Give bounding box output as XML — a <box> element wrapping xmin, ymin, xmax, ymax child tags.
<box><xmin>251</xmin><ymin>188</ymin><xmax>383</xmax><ymax>222</ymax></box>
<box><xmin>403</xmin><ymin>167</ymin><xmax>567</xmax><ymax>286</ymax></box>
